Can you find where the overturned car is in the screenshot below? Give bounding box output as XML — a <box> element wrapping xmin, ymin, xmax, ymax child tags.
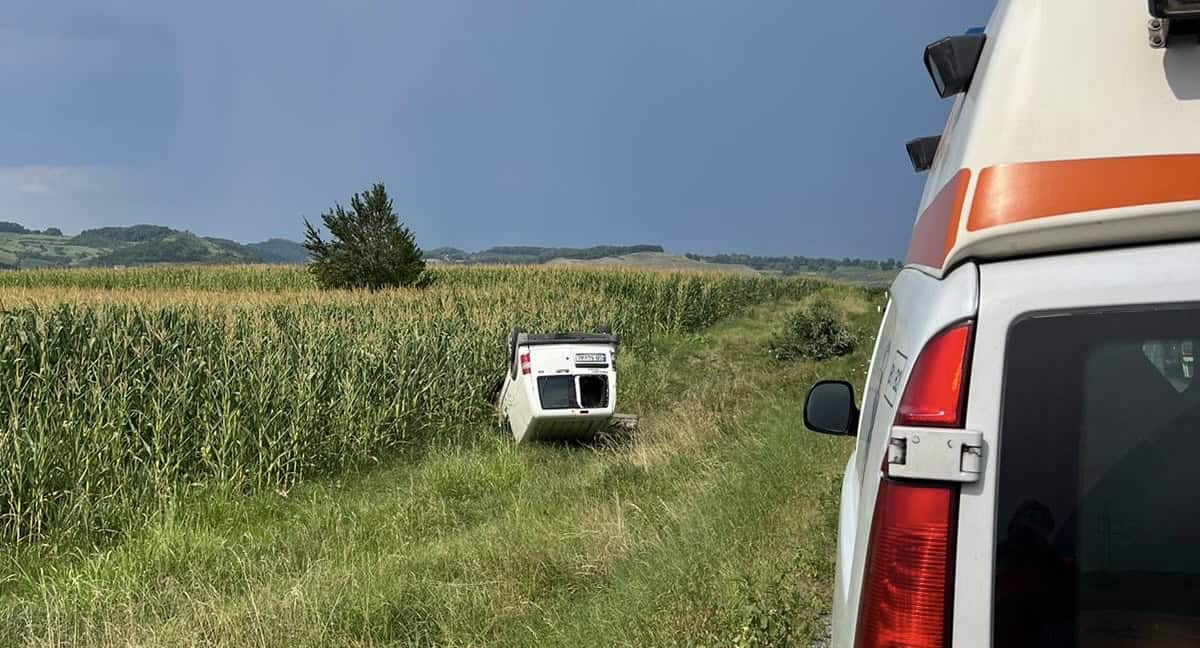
<box><xmin>490</xmin><ymin>327</ymin><xmax>619</xmax><ymax>444</ymax></box>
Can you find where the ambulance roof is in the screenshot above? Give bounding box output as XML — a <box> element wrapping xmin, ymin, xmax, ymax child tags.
<box><xmin>906</xmin><ymin>0</ymin><xmax>1200</xmax><ymax>278</ymax></box>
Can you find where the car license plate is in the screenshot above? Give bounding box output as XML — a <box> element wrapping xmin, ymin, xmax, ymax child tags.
<box><xmin>575</xmin><ymin>352</ymin><xmax>607</xmax><ymax>365</ymax></box>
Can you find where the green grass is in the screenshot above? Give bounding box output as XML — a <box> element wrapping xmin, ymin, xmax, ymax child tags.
<box><xmin>0</xmin><ymin>284</ymin><xmax>884</xmax><ymax>647</ymax></box>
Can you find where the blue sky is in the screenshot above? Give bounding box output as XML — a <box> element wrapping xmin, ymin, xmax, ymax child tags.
<box><xmin>1</xmin><ymin>1</ymin><xmax>994</xmax><ymax>259</ymax></box>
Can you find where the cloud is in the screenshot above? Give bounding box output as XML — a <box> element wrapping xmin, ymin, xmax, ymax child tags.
<box><xmin>18</xmin><ymin>182</ymin><xmax>50</xmax><ymax>194</ymax></box>
<box><xmin>0</xmin><ymin>165</ymin><xmax>144</xmax><ymax>233</ymax></box>
<box><xmin>0</xmin><ymin>165</ymin><xmax>130</xmax><ymax>197</ymax></box>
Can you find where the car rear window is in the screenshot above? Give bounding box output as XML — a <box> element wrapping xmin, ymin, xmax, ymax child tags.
<box><xmin>578</xmin><ymin>375</ymin><xmax>608</xmax><ymax>408</ymax></box>
<box><xmin>537</xmin><ymin>376</ymin><xmax>577</xmax><ymax>410</ymax></box>
<box><xmin>995</xmin><ymin>306</ymin><xmax>1200</xmax><ymax>646</ymax></box>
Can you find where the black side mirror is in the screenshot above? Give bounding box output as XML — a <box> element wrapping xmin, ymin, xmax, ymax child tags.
<box><xmin>804</xmin><ymin>380</ymin><xmax>859</xmax><ymax>436</ymax></box>
<box><xmin>905</xmin><ymin>135</ymin><xmax>941</xmax><ymax>173</ymax></box>
<box><xmin>923</xmin><ymin>34</ymin><xmax>986</xmax><ymax>98</ymax></box>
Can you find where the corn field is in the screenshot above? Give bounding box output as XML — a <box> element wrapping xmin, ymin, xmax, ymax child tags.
<box><xmin>0</xmin><ymin>265</ymin><xmax>821</xmax><ymax>545</ymax></box>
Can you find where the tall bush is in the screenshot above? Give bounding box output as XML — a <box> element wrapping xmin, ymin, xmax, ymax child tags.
<box><xmin>303</xmin><ymin>183</ymin><xmax>427</xmax><ymax>289</ymax></box>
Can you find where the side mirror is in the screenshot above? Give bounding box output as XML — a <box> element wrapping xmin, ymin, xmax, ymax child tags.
<box><xmin>804</xmin><ymin>380</ymin><xmax>859</xmax><ymax>436</ymax></box>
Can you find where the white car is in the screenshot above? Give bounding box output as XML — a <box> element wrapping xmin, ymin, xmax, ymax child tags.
<box><xmin>805</xmin><ymin>1</ymin><xmax>1200</xmax><ymax>646</ymax></box>
<box><xmin>495</xmin><ymin>328</ymin><xmax>618</xmax><ymax>444</ymax></box>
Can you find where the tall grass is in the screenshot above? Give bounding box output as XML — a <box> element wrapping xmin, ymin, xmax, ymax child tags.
<box><xmin>0</xmin><ymin>265</ymin><xmax>820</xmax><ymax>545</ymax></box>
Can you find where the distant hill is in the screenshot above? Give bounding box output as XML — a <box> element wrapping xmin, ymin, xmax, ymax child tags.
<box><xmin>426</xmin><ymin>244</ymin><xmax>665</xmax><ymax>264</ymax></box>
<box><xmin>246</xmin><ymin>238</ymin><xmax>310</xmax><ymax>263</ymax></box>
<box><xmin>685</xmin><ymin>252</ymin><xmax>900</xmax><ymax>285</ymax></box>
<box><xmin>0</xmin><ymin>231</ymin><xmax>102</xmax><ymax>268</ymax></box>
<box><xmin>0</xmin><ymin>222</ymin><xmax>897</xmax><ymax>284</ymax></box>
<box><xmin>0</xmin><ymin>223</ymin><xmax>308</xmax><ymax>269</ymax></box>
<box><xmin>0</xmin><ymin>221</ymin><xmax>61</xmax><ymax>236</ymax></box>
<box><xmin>69</xmin><ymin>225</ymin><xmax>178</xmax><ymax>249</ymax></box>
<box><xmin>425</xmin><ymin>245</ymin><xmax>895</xmax><ymax>284</ymax></box>
<box><xmin>545</xmin><ymin>251</ymin><xmax>758</xmax><ymax>275</ymax></box>
<box><xmin>684</xmin><ymin>252</ymin><xmax>901</xmax><ymax>274</ymax></box>
<box><xmin>87</xmin><ymin>232</ymin><xmax>259</xmax><ymax>267</ymax></box>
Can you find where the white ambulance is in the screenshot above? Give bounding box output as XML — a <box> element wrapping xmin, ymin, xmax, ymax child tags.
<box><xmin>804</xmin><ymin>1</ymin><xmax>1200</xmax><ymax>645</ymax></box>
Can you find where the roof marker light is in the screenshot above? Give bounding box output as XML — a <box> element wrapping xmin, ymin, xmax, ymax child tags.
<box><xmin>1151</xmin><ymin>0</ymin><xmax>1200</xmax><ymax>19</ymax></box>
<box><xmin>923</xmin><ymin>35</ymin><xmax>986</xmax><ymax>99</ymax></box>
<box><xmin>906</xmin><ymin>136</ymin><xmax>941</xmax><ymax>173</ymax></box>
<box><xmin>1149</xmin><ymin>1</ymin><xmax>1200</xmax><ymax>47</ymax></box>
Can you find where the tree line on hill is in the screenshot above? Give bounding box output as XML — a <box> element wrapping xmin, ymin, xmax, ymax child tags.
<box><xmin>426</xmin><ymin>244</ymin><xmax>664</xmax><ymax>265</ymax></box>
<box><xmin>684</xmin><ymin>253</ymin><xmax>902</xmax><ymax>274</ymax></box>
<box><xmin>0</xmin><ymin>221</ymin><xmax>62</xmax><ymax>237</ymax></box>
<box><xmin>0</xmin><ymin>205</ymin><xmax>899</xmax><ymax>281</ymax></box>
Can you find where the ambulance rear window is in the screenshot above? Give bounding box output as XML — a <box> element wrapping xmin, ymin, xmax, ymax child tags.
<box><xmin>994</xmin><ymin>305</ymin><xmax>1200</xmax><ymax>646</ymax></box>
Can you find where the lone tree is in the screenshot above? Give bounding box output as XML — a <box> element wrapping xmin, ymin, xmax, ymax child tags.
<box><xmin>303</xmin><ymin>183</ymin><xmax>427</xmax><ymax>289</ymax></box>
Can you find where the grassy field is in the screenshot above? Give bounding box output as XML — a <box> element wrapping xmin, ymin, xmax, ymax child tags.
<box><xmin>0</xmin><ymin>264</ymin><xmax>882</xmax><ymax>646</ymax></box>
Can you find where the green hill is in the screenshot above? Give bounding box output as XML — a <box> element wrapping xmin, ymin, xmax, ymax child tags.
<box><xmin>69</xmin><ymin>225</ymin><xmax>177</xmax><ymax>249</ymax></box>
<box><xmin>88</xmin><ymin>232</ymin><xmax>259</xmax><ymax>267</ymax></box>
<box><xmin>0</xmin><ymin>232</ymin><xmax>104</xmax><ymax>269</ymax></box>
<box><xmin>0</xmin><ymin>224</ymin><xmax>307</xmax><ymax>269</ymax></box>
<box><xmin>246</xmin><ymin>238</ymin><xmax>310</xmax><ymax>263</ymax></box>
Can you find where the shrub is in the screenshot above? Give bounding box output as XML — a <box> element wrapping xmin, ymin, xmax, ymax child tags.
<box><xmin>766</xmin><ymin>298</ymin><xmax>856</xmax><ymax>361</ymax></box>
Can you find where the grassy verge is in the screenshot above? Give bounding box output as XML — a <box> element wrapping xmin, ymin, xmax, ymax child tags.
<box><xmin>1</xmin><ymin>286</ymin><xmax>882</xmax><ymax>647</ymax></box>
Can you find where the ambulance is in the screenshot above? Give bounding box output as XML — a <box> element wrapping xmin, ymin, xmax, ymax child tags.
<box><xmin>803</xmin><ymin>1</ymin><xmax>1200</xmax><ymax>645</ymax></box>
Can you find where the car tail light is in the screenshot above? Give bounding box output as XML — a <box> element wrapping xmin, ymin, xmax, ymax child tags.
<box><xmin>856</xmin><ymin>319</ymin><xmax>974</xmax><ymax>647</ymax></box>
<box><xmin>855</xmin><ymin>479</ymin><xmax>958</xmax><ymax>648</ymax></box>
<box><xmin>894</xmin><ymin>322</ymin><xmax>973</xmax><ymax>427</ymax></box>
<box><xmin>520</xmin><ymin>353</ymin><xmax>531</xmax><ymax>375</ymax></box>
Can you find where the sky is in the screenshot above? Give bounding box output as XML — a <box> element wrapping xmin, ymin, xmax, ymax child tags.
<box><xmin>1</xmin><ymin>1</ymin><xmax>995</xmax><ymax>259</ymax></box>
